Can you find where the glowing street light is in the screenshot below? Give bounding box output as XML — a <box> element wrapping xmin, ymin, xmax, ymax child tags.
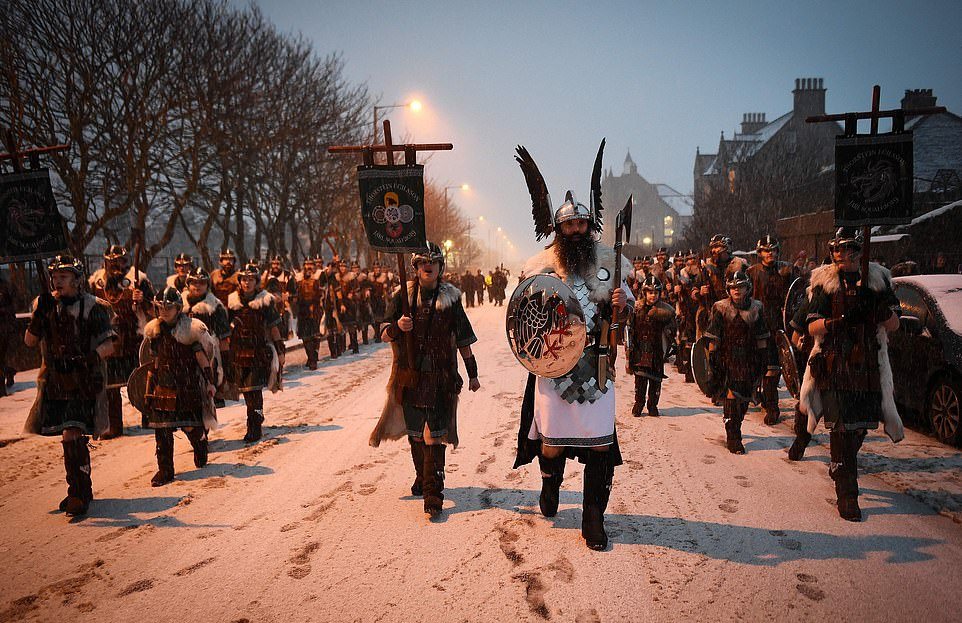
<box><xmin>373</xmin><ymin>99</ymin><xmax>423</xmax><ymax>152</ymax></box>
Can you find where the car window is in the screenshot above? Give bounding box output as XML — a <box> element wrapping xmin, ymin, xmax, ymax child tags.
<box><xmin>894</xmin><ymin>284</ymin><xmax>930</xmax><ymax>327</ymax></box>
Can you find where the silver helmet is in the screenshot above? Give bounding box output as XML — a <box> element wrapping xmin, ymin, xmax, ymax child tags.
<box><xmin>553</xmin><ymin>191</ymin><xmax>592</xmax><ymax>227</ymax></box>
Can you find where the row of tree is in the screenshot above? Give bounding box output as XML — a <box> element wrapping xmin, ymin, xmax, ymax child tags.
<box><xmin>2</xmin><ymin>0</ymin><xmax>479</xmax><ymax>270</ymax></box>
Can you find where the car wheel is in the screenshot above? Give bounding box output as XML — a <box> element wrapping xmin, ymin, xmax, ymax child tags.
<box><xmin>927</xmin><ymin>376</ymin><xmax>962</xmax><ymax>446</ymax></box>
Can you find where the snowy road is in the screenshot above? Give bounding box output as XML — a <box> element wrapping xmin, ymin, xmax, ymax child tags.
<box><xmin>1</xmin><ymin>303</ymin><xmax>961</xmax><ymax>622</ymax></box>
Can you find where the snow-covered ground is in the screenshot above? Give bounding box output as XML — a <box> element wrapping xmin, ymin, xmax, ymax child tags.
<box><xmin>1</xmin><ymin>303</ymin><xmax>961</xmax><ymax>622</ymax></box>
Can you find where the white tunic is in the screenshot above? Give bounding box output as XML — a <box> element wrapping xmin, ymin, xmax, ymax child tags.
<box><xmin>530</xmin><ymin>376</ymin><xmax>616</xmax><ymax>446</ymax></box>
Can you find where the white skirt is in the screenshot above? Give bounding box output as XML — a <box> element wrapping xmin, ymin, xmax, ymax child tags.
<box><xmin>529</xmin><ymin>377</ymin><xmax>616</xmax><ymax>447</ymax></box>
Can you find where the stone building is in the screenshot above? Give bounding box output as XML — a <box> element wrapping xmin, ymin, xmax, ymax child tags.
<box><xmin>601</xmin><ymin>151</ymin><xmax>692</xmax><ymax>255</ymax></box>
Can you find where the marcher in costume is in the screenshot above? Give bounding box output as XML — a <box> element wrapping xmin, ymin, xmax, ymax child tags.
<box><xmin>295</xmin><ymin>257</ymin><xmax>324</xmax><ymax>369</ymax></box>
<box><xmin>369</xmin><ymin>261</ymin><xmax>393</xmax><ymax>342</ymax></box>
<box><xmin>261</xmin><ymin>255</ymin><xmax>296</xmax><ymax>339</ymax></box>
<box><xmin>800</xmin><ymin>227</ymin><xmax>902</xmax><ymax>521</ymax></box>
<box><xmin>512</xmin><ymin>140</ymin><xmax>633</xmax><ymax>551</ymax></box>
<box><xmin>355</xmin><ymin>262</ymin><xmax>375</xmax><ymax>346</ymax></box>
<box><xmin>626</xmin><ymin>276</ymin><xmax>675</xmax><ymax>417</ymax></box>
<box><xmin>694</xmin><ymin>235</ymin><xmax>747</xmax><ymax>337</ymax></box>
<box><xmin>166</xmin><ymin>253</ymin><xmax>194</xmax><ymax>292</ymax></box>
<box><xmin>0</xmin><ymin>272</ymin><xmax>17</xmax><ymax>396</ymax></box>
<box><xmin>139</xmin><ymin>287</ymin><xmax>218</xmax><ymax>486</ymax></box>
<box><xmin>322</xmin><ymin>263</ymin><xmax>345</xmax><ymax>359</ymax></box>
<box><xmin>370</xmin><ymin>242</ymin><xmax>480</xmax><ymax>519</ymax></box>
<box><xmin>703</xmin><ymin>271</ymin><xmax>770</xmax><ymax>454</ymax></box>
<box><xmin>181</xmin><ymin>267</ymin><xmax>233</xmax><ymax>405</ymax></box>
<box><xmin>228</xmin><ymin>262</ymin><xmax>285</xmax><ymax>443</ymax></box>
<box><xmin>23</xmin><ymin>255</ymin><xmax>116</xmax><ymax>517</ymax></box>
<box><xmin>787</xmin><ymin>288</ymin><xmax>814</xmax><ymax>461</ymax></box>
<box><xmin>88</xmin><ymin>244</ymin><xmax>155</xmax><ymax>439</ymax></box>
<box><xmin>747</xmin><ymin>235</ymin><xmax>797</xmax><ymax>424</ymax></box>
<box><xmin>673</xmin><ymin>250</ymin><xmax>701</xmax><ymax>383</ymax></box>
<box><xmin>335</xmin><ymin>261</ymin><xmax>360</xmax><ymax>355</ymax></box>
<box><xmin>462</xmin><ymin>270</ymin><xmax>475</xmax><ymax>307</ymax></box>
<box><xmin>210</xmin><ymin>249</ymin><xmax>240</xmax><ymax>307</ymax></box>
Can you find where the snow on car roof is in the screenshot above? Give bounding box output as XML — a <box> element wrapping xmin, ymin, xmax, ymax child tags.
<box><xmin>894</xmin><ymin>274</ymin><xmax>962</xmax><ymax>337</ymax></box>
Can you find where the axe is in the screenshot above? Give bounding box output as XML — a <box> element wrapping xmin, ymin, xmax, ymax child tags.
<box><xmin>596</xmin><ymin>196</ymin><xmax>632</xmax><ymax>387</ymax></box>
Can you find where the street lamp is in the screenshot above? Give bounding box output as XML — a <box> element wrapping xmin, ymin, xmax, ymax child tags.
<box><xmin>373</xmin><ymin>100</ymin><xmax>422</xmax><ymax>153</ymax></box>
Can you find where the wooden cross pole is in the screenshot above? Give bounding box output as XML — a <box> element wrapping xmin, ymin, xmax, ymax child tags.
<box><xmin>806</xmin><ymin>85</ymin><xmax>946</xmax><ymax>281</ymax></box>
<box><xmin>328</xmin><ymin>119</ymin><xmax>453</xmax><ymax>365</ymax></box>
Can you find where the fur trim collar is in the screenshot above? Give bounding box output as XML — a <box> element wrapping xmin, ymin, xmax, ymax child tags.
<box><xmin>394</xmin><ymin>281</ymin><xmax>462</xmax><ymax>311</ymax></box>
<box><xmin>182</xmin><ymin>291</ymin><xmax>223</xmax><ymax>316</ymax></box>
<box><xmin>807</xmin><ymin>262</ymin><xmax>891</xmax><ymax>298</ymax></box>
<box><xmin>227</xmin><ymin>289</ymin><xmax>274</xmax><ymax>311</ymax></box>
<box><xmin>143</xmin><ymin>313</ymin><xmax>206</xmax><ymax>345</ymax></box>
<box><xmin>712</xmin><ymin>298</ymin><xmax>763</xmax><ymax>324</ymax></box>
<box><xmin>522</xmin><ymin>242</ymin><xmax>633</xmax><ymax>303</ymax></box>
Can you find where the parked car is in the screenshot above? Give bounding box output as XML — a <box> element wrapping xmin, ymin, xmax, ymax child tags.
<box><xmin>889</xmin><ymin>275</ymin><xmax>962</xmax><ymax>445</ymax></box>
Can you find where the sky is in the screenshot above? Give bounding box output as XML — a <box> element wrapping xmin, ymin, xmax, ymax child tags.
<box><xmin>248</xmin><ymin>0</ymin><xmax>962</xmax><ymax>263</ymax></box>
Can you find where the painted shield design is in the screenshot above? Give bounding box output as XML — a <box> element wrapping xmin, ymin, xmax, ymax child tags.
<box><xmin>126</xmin><ymin>363</ymin><xmax>151</xmax><ymax>414</ymax></box>
<box><xmin>775</xmin><ymin>329</ymin><xmax>801</xmax><ymax>399</ymax></box>
<box><xmin>505</xmin><ymin>274</ymin><xmax>587</xmax><ymax>378</ymax></box>
<box><xmin>783</xmin><ymin>276</ymin><xmax>808</xmax><ymax>334</ymax></box>
<box><xmin>691</xmin><ymin>335</ymin><xmax>721</xmax><ymax>399</ymax></box>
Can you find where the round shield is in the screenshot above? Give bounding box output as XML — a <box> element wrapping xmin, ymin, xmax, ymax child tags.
<box><xmin>126</xmin><ymin>363</ymin><xmax>151</xmax><ymax>414</ymax></box>
<box><xmin>691</xmin><ymin>336</ymin><xmax>721</xmax><ymax>399</ymax></box>
<box><xmin>775</xmin><ymin>329</ymin><xmax>801</xmax><ymax>399</ymax></box>
<box><xmin>506</xmin><ymin>274</ymin><xmax>587</xmax><ymax>378</ymax></box>
<box><xmin>783</xmin><ymin>277</ymin><xmax>808</xmax><ymax>334</ymax></box>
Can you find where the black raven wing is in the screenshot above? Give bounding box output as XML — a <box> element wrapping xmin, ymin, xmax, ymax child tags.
<box><xmin>515</xmin><ymin>145</ymin><xmax>553</xmax><ymax>241</ymax></box>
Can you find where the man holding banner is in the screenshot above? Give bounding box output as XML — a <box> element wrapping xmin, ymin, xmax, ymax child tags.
<box><xmin>23</xmin><ymin>255</ymin><xmax>116</xmax><ymax>517</ymax></box>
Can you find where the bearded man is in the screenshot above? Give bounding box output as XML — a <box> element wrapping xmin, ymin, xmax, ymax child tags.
<box><xmin>511</xmin><ymin>140</ymin><xmax>633</xmax><ymax>551</ymax></box>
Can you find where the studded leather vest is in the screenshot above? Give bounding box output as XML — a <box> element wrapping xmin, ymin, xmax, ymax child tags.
<box><xmin>400</xmin><ymin>286</ymin><xmax>460</xmax><ymax>408</ymax></box>
<box><xmin>720</xmin><ymin>308</ymin><xmax>756</xmax><ymax>382</ymax></box>
<box><xmin>44</xmin><ymin>298</ymin><xmax>102</xmax><ymax>399</ymax></box>
<box><xmin>151</xmin><ymin>324</ymin><xmax>203</xmax><ymax>405</ymax></box>
<box><xmin>750</xmin><ymin>262</ymin><xmax>791</xmax><ymax>331</ymax></box>
<box><xmin>94</xmin><ymin>282</ymin><xmax>140</xmax><ymax>359</ymax></box>
<box><xmin>629</xmin><ymin>304</ymin><xmax>669</xmax><ymax>369</ymax></box>
<box><xmin>820</xmin><ymin>279</ymin><xmax>882</xmax><ymax>392</ymax></box>
<box><xmin>297</xmin><ymin>278</ymin><xmax>320</xmax><ymax>316</ymax></box>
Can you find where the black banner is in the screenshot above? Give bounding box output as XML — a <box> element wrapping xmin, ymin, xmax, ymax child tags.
<box><xmin>357</xmin><ymin>164</ymin><xmax>427</xmax><ymax>253</ymax></box>
<box><xmin>835</xmin><ymin>133</ymin><xmax>913</xmax><ymax>226</ymax></box>
<box><xmin>0</xmin><ymin>169</ymin><xmax>70</xmax><ymax>264</ymax></box>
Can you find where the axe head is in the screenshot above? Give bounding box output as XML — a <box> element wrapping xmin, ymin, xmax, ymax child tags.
<box><xmin>615</xmin><ymin>195</ymin><xmax>633</xmax><ymax>244</ymax></box>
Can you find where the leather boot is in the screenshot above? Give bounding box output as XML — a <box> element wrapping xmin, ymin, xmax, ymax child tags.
<box><xmin>99</xmin><ymin>389</ymin><xmax>124</xmax><ymax>439</ymax></box>
<box><xmin>409</xmin><ymin>438</ymin><xmax>425</xmax><ymax>496</ymax></box>
<box><xmin>350</xmin><ymin>330</ymin><xmax>359</xmax><ymax>354</ymax></box>
<box><xmin>762</xmin><ymin>375</ymin><xmax>780</xmax><ymax>425</ymax></box>
<box><xmin>582</xmin><ymin>451</ymin><xmax>613</xmax><ymax>551</ymax></box>
<box><xmin>244</xmin><ymin>409</ymin><xmax>264</xmax><ymax>443</ymax></box>
<box><xmin>631</xmin><ymin>376</ymin><xmax>647</xmax><ymax>417</ymax></box>
<box><xmin>361</xmin><ymin>326</ymin><xmax>369</xmax><ymax>346</ymax></box>
<box><xmin>61</xmin><ymin>436</ymin><xmax>93</xmax><ymax>516</ymax></box>
<box><xmin>151</xmin><ymin>429</ymin><xmax>176</xmax><ymax>487</ymax></box>
<box><xmin>830</xmin><ymin>429</ymin><xmax>862</xmax><ymax>521</ymax></box>
<box><xmin>422</xmin><ymin>444</ymin><xmax>446</xmax><ymax>519</ymax></box>
<box><xmin>647</xmin><ymin>380</ymin><xmax>662</xmax><ymax>417</ymax></box>
<box><xmin>788</xmin><ymin>405</ymin><xmax>812</xmax><ymax>461</ymax></box>
<box><xmin>186</xmin><ymin>426</ymin><xmax>209</xmax><ymax>468</ymax></box>
<box><xmin>538</xmin><ymin>454</ymin><xmax>566</xmax><ymax>517</ymax></box>
<box><xmin>724</xmin><ymin>398</ymin><xmax>745</xmax><ymax>454</ymax></box>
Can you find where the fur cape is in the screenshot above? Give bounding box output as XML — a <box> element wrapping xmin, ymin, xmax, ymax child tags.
<box><xmin>798</xmin><ymin>262</ymin><xmax>903</xmax><ymax>443</ymax></box>
<box><xmin>226</xmin><ymin>289</ymin><xmax>282</xmax><ymax>393</ymax></box>
<box><xmin>165</xmin><ymin>274</ymin><xmax>185</xmax><ymax>289</ymax></box>
<box><xmin>139</xmin><ymin>313</ymin><xmax>219</xmax><ymax>429</ymax></box>
<box><xmin>369</xmin><ymin>280</ymin><xmax>463</xmax><ymax>449</ymax></box>
<box><xmin>24</xmin><ymin>293</ymin><xmax>112</xmax><ymax>436</ymax></box>
<box><xmin>521</xmin><ymin>242</ymin><xmax>634</xmax><ymax>304</ymax></box>
<box><xmin>710</xmin><ymin>297</ymin><xmax>764</xmax><ymax>327</ymax></box>
<box><xmin>182</xmin><ymin>290</ymin><xmax>223</xmax><ymax>318</ymax></box>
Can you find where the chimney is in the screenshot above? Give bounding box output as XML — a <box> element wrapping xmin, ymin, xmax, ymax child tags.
<box><xmin>901</xmin><ymin>88</ymin><xmax>937</xmax><ymax>110</ymax></box>
<box><xmin>740</xmin><ymin>112</ymin><xmax>767</xmax><ymax>135</ymax></box>
<box><xmin>793</xmin><ymin>77</ymin><xmax>826</xmax><ymax>116</ymax></box>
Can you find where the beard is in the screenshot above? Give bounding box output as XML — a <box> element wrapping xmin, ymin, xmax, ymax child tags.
<box><xmin>556</xmin><ymin>232</ymin><xmax>596</xmax><ymax>277</ymax></box>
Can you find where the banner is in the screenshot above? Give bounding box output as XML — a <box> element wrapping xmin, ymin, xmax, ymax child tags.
<box><xmin>0</xmin><ymin>169</ymin><xmax>70</xmax><ymax>264</ymax></box>
<box><xmin>835</xmin><ymin>133</ymin><xmax>913</xmax><ymax>226</ymax></box>
<box><xmin>357</xmin><ymin>165</ymin><xmax>427</xmax><ymax>253</ymax></box>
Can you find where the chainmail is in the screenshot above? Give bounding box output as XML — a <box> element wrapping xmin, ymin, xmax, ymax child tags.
<box><xmin>549</xmin><ymin>273</ymin><xmax>613</xmax><ymax>404</ymax></box>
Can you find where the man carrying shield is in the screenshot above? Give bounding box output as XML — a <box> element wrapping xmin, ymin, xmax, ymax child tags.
<box><xmin>510</xmin><ymin>140</ymin><xmax>633</xmax><ymax>550</ymax></box>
